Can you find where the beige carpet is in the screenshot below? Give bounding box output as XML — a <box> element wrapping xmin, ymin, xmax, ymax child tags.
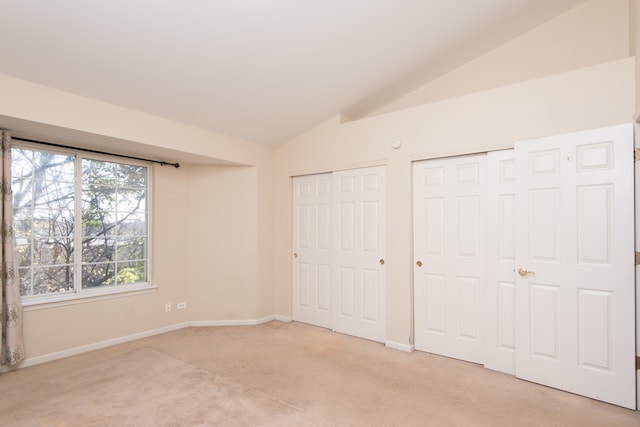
<box><xmin>0</xmin><ymin>347</ymin><xmax>300</xmax><ymax>426</ymax></box>
<box><xmin>2</xmin><ymin>321</ymin><xmax>640</xmax><ymax>426</ymax></box>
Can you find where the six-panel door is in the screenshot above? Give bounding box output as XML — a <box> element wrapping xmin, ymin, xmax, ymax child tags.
<box><xmin>413</xmin><ymin>155</ymin><xmax>486</xmax><ymax>363</ymax></box>
<box><xmin>332</xmin><ymin>166</ymin><xmax>386</xmax><ymax>343</ymax></box>
<box><xmin>514</xmin><ymin>124</ymin><xmax>635</xmax><ymax>409</ymax></box>
<box><xmin>292</xmin><ymin>166</ymin><xmax>387</xmax><ymax>343</ymax></box>
<box><xmin>292</xmin><ymin>173</ymin><xmax>333</xmax><ymax>328</ymax></box>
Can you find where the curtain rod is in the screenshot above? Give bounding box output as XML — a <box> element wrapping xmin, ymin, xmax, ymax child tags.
<box><xmin>11</xmin><ymin>136</ymin><xmax>181</xmax><ymax>168</ymax></box>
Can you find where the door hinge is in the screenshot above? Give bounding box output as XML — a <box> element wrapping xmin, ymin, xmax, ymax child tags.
<box><xmin>635</xmin><ymin>148</ymin><xmax>640</xmax><ymax>162</ymax></box>
<box><xmin>636</xmin><ymin>252</ymin><xmax>640</xmax><ymax>265</ymax></box>
<box><xmin>636</xmin><ymin>356</ymin><xmax>640</xmax><ymax>370</ymax></box>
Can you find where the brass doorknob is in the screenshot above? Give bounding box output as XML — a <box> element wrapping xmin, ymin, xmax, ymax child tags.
<box><xmin>416</xmin><ymin>260</ymin><xmax>423</xmax><ymax>267</ymax></box>
<box><xmin>379</xmin><ymin>259</ymin><xmax>385</xmax><ymax>265</ymax></box>
<box><xmin>293</xmin><ymin>253</ymin><xmax>298</xmax><ymax>258</ymax></box>
<box><xmin>518</xmin><ymin>268</ymin><xmax>534</xmax><ymax>277</ymax></box>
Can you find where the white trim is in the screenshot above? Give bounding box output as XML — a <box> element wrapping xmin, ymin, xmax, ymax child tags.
<box><xmin>385</xmin><ymin>340</ymin><xmax>414</xmax><ymax>353</ymax></box>
<box><xmin>23</xmin><ymin>285</ymin><xmax>159</xmax><ymax>311</ymax></box>
<box><xmin>2</xmin><ymin>316</ymin><xmax>295</xmax><ymax>372</ymax></box>
<box><xmin>189</xmin><ymin>319</ymin><xmax>263</xmax><ymax>327</ymax></box>
<box><xmin>2</xmin><ymin>322</ymin><xmax>189</xmax><ymax>372</ymax></box>
<box><xmin>189</xmin><ymin>315</ymin><xmax>292</xmax><ymax>327</ymax></box>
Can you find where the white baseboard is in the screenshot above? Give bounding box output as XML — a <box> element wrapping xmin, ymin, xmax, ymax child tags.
<box><xmin>12</xmin><ymin>322</ymin><xmax>190</xmax><ymax>370</ymax></box>
<box><xmin>385</xmin><ymin>340</ymin><xmax>414</xmax><ymax>353</ymax></box>
<box><xmin>189</xmin><ymin>315</ymin><xmax>291</xmax><ymax>327</ymax></box>
<box><xmin>189</xmin><ymin>319</ymin><xmax>262</xmax><ymax>327</ymax></box>
<box><xmin>8</xmin><ymin>316</ymin><xmax>294</xmax><ymax>371</ymax></box>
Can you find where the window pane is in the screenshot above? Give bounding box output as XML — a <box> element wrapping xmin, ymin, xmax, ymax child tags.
<box><xmin>11</xmin><ymin>148</ymin><xmax>34</xmax><ymax>177</ymax></box>
<box><xmin>116</xmin><ymin>238</ymin><xmax>146</xmax><ymax>261</ymax></box>
<box><xmin>82</xmin><ymin>263</ymin><xmax>115</xmax><ymax>288</ymax></box>
<box><xmin>82</xmin><ymin>210</ymin><xmax>116</xmax><ymax>237</ymax></box>
<box><xmin>117</xmin><ymin>261</ymin><xmax>146</xmax><ymax>284</ymax></box>
<box><xmin>33</xmin><ymin>239</ymin><xmax>74</xmax><ymax>265</ymax></box>
<box><xmin>81</xmin><ymin>158</ymin><xmax>148</xmax><ymax>288</ymax></box>
<box><xmin>33</xmin><ymin>181</ymin><xmax>74</xmax><ymax>209</ymax></box>
<box><xmin>11</xmin><ymin>178</ymin><xmax>33</xmax><ymax>210</ymax></box>
<box><xmin>17</xmin><ymin>268</ymin><xmax>31</xmax><ymax>297</ymax></box>
<box><xmin>15</xmin><ymin>243</ymin><xmax>31</xmax><ymax>266</ymax></box>
<box><xmin>82</xmin><ymin>237</ymin><xmax>115</xmax><ymax>263</ymax></box>
<box><xmin>117</xmin><ymin>213</ymin><xmax>146</xmax><ymax>237</ymax></box>
<box><xmin>14</xmin><ymin>217</ymin><xmax>32</xmax><ymax>239</ymax></box>
<box><xmin>31</xmin><ymin>210</ymin><xmax>74</xmax><ymax>238</ymax></box>
<box><xmin>117</xmin><ymin>189</ymin><xmax>146</xmax><ymax>212</ymax></box>
<box><xmin>82</xmin><ymin>185</ymin><xmax>117</xmax><ymax>212</ymax></box>
<box><xmin>82</xmin><ymin>160</ymin><xmax>116</xmax><ymax>185</ymax></box>
<box><xmin>32</xmin><ymin>266</ymin><xmax>74</xmax><ymax>295</ymax></box>
<box><xmin>117</xmin><ymin>164</ymin><xmax>146</xmax><ymax>188</ymax></box>
<box><xmin>11</xmin><ymin>147</ymin><xmax>77</xmax><ymax>298</ymax></box>
<box><xmin>33</xmin><ymin>152</ymin><xmax>74</xmax><ymax>182</ymax></box>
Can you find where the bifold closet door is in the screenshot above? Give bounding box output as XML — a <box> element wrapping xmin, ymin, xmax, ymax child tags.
<box><xmin>413</xmin><ymin>155</ymin><xmax>486</xmax><ymax>364</ymax></box>
<box><xmin>292</xmin><ymin>166</ymin><xmax>386</xmax><ymax>343</ymax></box>
<box><xmin>292</xmin><ymin>173</ymin><xmax>332</xmax><ymax>329</ymax></box>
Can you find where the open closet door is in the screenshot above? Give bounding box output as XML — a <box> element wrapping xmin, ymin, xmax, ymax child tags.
<box><xmin>514</xmin><ymin>124</ymin><xmax>635</xmax><ymax>409</ymax></box>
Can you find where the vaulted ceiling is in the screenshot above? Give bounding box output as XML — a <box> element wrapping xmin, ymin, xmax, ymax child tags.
<box><xmin>0</xmin><ymin>1</ymin><xmax>584</xmax><ymax>146</ymax></box>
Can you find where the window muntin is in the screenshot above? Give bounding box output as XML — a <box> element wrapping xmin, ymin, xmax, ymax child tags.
<box><xmin>12</xmin><ymin>145</ymin><xmax>150</xmax><ymax>301</ymax></box>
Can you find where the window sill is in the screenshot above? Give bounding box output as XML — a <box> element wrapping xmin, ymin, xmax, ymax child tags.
<box><xmin>22</xmin><ymin>283</ymin><xmax>159</xmax><ymax>312</ymax></box>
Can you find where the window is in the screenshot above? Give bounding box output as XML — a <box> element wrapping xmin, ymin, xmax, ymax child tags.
<box><xmin>11</xmin><ymin>144</ymin><xmax>151</xmax><ymax>303</ymax></box>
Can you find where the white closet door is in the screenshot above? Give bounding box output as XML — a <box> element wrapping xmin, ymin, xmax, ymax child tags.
<box><xmin>333</xmin><ymin>166</ymin><xmax>386</xmax><ymax>343</ymax></box>
<box><xmin>514</xmin><ymin>124</ymin><xmax>635</xmax><ymax>409</ymax></box>
<box><xmin>413</xmin><ymin>155</ymin><xmax>486</xmax><ymax>363</ymax></box>
<box><xmin>485</xmin><ymin>150</ymin><xmax>516</xmax><ymax>374</ymax></box>
<box><xmin>292</xmin><ymin>174</ymin><xmax>332</xmax><ymax>328</ymax></box>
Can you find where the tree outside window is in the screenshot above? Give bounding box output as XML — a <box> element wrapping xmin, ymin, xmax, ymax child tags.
<box><xmin>11</xmin><ymin>146</ymin><xmax>149</xmax><ymax>299</ymax></box>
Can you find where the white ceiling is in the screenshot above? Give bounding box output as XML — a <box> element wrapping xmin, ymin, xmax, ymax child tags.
<box><xmin>0</xmin><ymin>0</ymin><xmax>583</xmax><ymax>146</ymax></box>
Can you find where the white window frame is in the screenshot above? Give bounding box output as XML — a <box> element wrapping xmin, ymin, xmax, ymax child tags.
<box><xmin>13</xmin><ymin>141</ymin><xmax>154</xmax><ymax>307</ymax></box>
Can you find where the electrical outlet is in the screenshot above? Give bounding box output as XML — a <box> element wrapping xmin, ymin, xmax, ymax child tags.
<box><xmin>177</xmin><ymin>302</ymin><xmax>187</xmax><ymax>310</ymax></box>
<box><xmin>165</xmin><ymin>302</ymin><xmax>171</xmax><ymax>313</ymax></box>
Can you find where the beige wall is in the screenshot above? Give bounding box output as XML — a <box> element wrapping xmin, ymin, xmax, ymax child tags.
<box><xmin>374</xmin><ymin>0</ymin><xmax>630</xmax><ymax>116</ymax></box>
<box><xmin>187</xmin><ymin>165</ymin><xmax>259</xmax><ymax>321</ymax></box>
<box><xmin>275</xmin><ymin>58</ymin><xmax>635</xmax><ymax>347</ymax></box>
<box><xmin>0</xmin><ymin>74</ymin><xmax>276</xmax><ymax>360</ymax></box>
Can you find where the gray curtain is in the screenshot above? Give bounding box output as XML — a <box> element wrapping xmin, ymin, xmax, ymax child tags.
<box><xmin>0</xmin><ymin>129</ymin><xmax>24</xmax><ymax>367</ymax></box>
